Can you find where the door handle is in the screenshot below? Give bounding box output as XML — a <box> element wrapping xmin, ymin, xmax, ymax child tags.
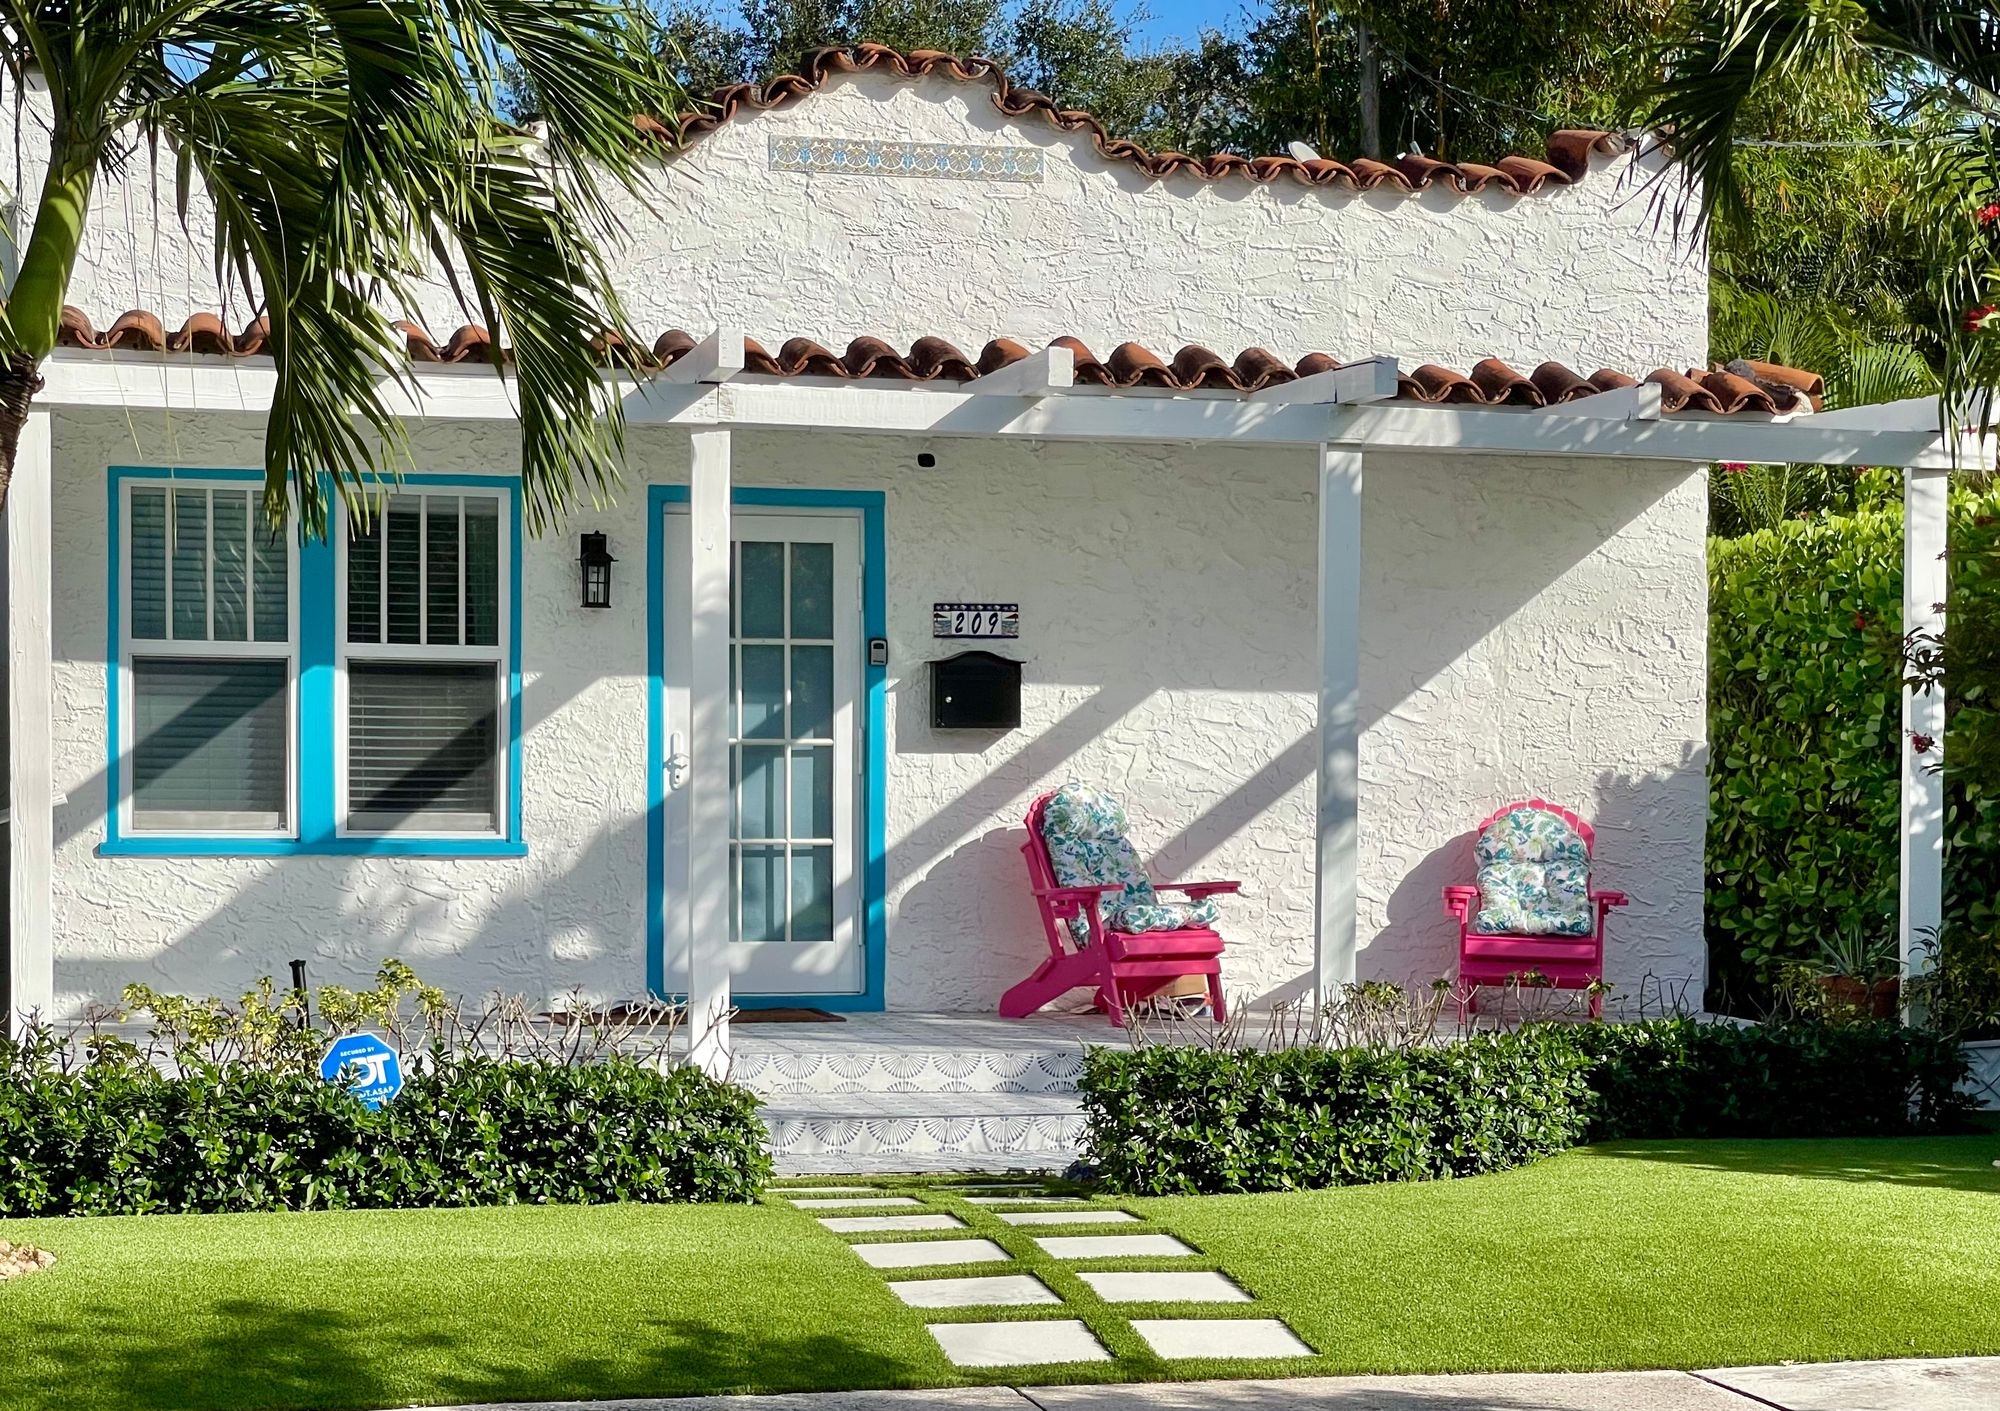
<box><xmin>666</xmin><ymin>732</ymin><xmax>690</xmax><ymax>791</ymax></box>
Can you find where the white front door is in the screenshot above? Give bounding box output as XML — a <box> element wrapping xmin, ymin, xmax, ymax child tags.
<box><xmin>662</xmin><ymin>507</ymin><xmax>864</xmax><ymax>996</ymax></box>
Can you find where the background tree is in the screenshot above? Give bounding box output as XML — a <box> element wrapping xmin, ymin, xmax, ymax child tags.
<box><xmin>0</xmin><ymin>0</ymin><xmax>684</xmax><ymax>533</ymax></box>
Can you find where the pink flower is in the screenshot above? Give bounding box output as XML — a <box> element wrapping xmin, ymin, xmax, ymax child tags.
<box><xmin>1718</xmin><ymin>461</ymin><xmax>1749</xmax><ymax>474</ymax></box>
<box><xmin>1912</xmin><ymin>733</ymin><xmax>1936</xmax><ymax>754</ymax></box>
<box><xmin>1853</xmin><ymin>612</ymin><xmax>1868</xmax><ymax>630</ymax></box>
<box><xmin>1964</xmin><ymin>304</ymin><xmax>2000</xmax><ymax>333</ymax></box>
<box><xmin>1979</xmin><ymin>203</ymin><xmax>2000</xmax><ymax>225</ymax></box>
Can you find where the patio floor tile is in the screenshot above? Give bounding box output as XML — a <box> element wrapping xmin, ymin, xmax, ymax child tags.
<box><xmin>886</xmin><ymin>1274</ymin><xmax>1062</xmax><ymax>1308</ymax></box>
<box><xmin>963</xmin><ymin>1195</ymin><xmax>1082</xmax><ymax>1205</ymax></box>
<box><xmin>1077</xmin><ymin>1271</ymin><xmax>1252</xmax><ymax>1303</ymax></box>
<box><xmin>818</xmin><ymin>1213</ymin><xmax>964</xmax><ymax>1233</ymax></box>
<box><xmin>1032</xmin><ymin>1233</ymin><xmax>1195</xmax><ymax>1259</ymax></box>
<box><xmin>789</xmin><ymin>1196</ymin><xmax>922</xmax><ymax>1209</ymax></box>
<box><xmin>1129</xmin><ymin>1318</ymin><xmax>1313</xmax><ymax>1359</ymax></box>
<box><xmin>997</xmin><ymin>1210</ymin><xmax>1137</xmax><ymax>1227</ymax></box>
<box><xmin>928</xmin><ymin>1319</ymin><xmax>1112</xmax><ymax>1367</ymax></box>
<box><xmin>851</xmin><ymin>1238</ymin><xmax>1012</xmax><ymax>1269</ymax></box>
<box><xmin>777</xmin><ymin>1186</ymin><xmax>878</xmax><ymax>1195</ymax></box>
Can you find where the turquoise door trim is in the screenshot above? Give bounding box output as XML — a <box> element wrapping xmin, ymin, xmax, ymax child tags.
<box><xmin>103</xmin><ymin>466</ymin><xmax>527</xmax><ymax>858</ymax></box>
<box><xmin>646</xmin><ymin>485</ymin><xmax>887</xmax><ymax>1011</ymax></box>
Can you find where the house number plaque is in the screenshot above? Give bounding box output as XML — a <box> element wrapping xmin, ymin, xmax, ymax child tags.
<box><xmin>933</xmin><ymin>602</ymin><xmax>1019</xmax><ymax>639</ymax></box>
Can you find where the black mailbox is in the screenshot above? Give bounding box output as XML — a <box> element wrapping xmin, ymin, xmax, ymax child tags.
<box><xmin>931</xmin><ymin>650</ymin><xmax>1022</xmax><ymax>730</ymax></box>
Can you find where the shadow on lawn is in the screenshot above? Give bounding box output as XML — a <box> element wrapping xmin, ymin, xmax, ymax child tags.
<box><xmin>1594</xmin><ymin>1136</ymin><xmax>2000</xmax><ymax>1195</ymax></box>
<box><xmin>13</xmin><ymin>1297</ymin><xmax>934</xmax><ymax>1411</ymax></box>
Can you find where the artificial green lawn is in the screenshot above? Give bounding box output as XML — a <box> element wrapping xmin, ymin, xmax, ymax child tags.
<box><xmin>3</xmin><ymin>1132</ymin><xmax>1998</xmax><ymax>1411</ymax></box>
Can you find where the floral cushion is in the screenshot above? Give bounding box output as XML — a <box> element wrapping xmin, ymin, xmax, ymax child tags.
<box><xmin>1041</xmin><ymin>783</ymin><xmax>1221</xmax><ymax>945</ymax></box>
<box><xmin>1471</xmin><ymin>806</ymin><xmax>1594</xmax><ymax>937</ymax></box>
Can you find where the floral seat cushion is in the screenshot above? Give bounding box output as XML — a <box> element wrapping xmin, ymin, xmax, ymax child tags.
<box><xmin>1041</xmin><ymin>783</ymin><xmax>1221</xmax><ymax>946</ymax></box>
<box><xmin>1470</xmin><ymin>805</ymin><xmax>1594</xmax><ymax>937</ymax></box>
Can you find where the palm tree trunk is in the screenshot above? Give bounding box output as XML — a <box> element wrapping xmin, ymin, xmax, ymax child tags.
<box><xmin>0</xmin><ymin>353</ymin><xmax>46</xmax><ymax>514</ymax></box>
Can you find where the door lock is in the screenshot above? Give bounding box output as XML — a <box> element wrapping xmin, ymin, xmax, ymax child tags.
<box><xmin>666</xmin><ymin>732</ymin><xmax>691</xmax><ymax>791</ymax></box>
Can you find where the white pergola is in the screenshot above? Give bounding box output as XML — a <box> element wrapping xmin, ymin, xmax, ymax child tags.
<box><xmin>4</xmin><ymin>341</ymin><xmax>1976</xmax><ymax>1065</ymax></box>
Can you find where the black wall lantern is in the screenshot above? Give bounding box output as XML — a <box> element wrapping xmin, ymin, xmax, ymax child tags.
<box><xmin>579</xmin><ymin>532</ymin><xmax>616</xmax><ymax>609</ymax></box>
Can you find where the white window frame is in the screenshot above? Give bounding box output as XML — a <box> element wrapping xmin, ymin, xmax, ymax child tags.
<box><xmin>333</xmin><ymin>489</ymin><xmax>511</xmax><ymax>839</ymax></box>
<box><xmin>117</xmin><ymin>478</ymin><xmax>299</xmax><ymax>838</ymax></box>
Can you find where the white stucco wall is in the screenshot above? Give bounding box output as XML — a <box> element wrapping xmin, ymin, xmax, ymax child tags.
<box><xmin>47</xmin><ymin>409</ymin><xmax>1707</xmax><ymax>1012</ymax></box>
<box><xmin>11</xmin><ymin>67</ymin><xmax>1706</xmax><ymax>375</ymax></box>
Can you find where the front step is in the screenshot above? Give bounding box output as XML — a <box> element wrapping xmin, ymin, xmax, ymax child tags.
<box><xmin>732</xmin><ymin>1046</ymin><xmax>1087</xmax><ymax>1095</ymax></box>
<box><xmin>760</xmin><ymin>1089</ymin><xmax>1086</xmax><ymax>1172</ymax></box>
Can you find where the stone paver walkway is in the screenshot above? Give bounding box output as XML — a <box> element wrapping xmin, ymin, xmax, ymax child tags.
<box><xmin>776</xmin><ymin>1176</ymin><xmax>1313</xmax><ymax>1373</ymax></box>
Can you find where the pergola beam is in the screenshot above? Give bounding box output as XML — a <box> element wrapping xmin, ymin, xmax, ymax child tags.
<box><xmin>966</xmin><ymin>345</ymin><xmax>1073</xmax><ymax>397</ymax></box>
<box><xmin>1552</xmin><ymin>383</ymin><xmax>1662</xmax><ymax>421</ymax></box>
<box><xmin>656</xmin><ymin>329</ymin><xmax>746</xmax><ymax>386</ymax></box>
<box><xmin>1249</xmin><ymin>357</ymin><xmax>1399</xmax><ymax>405</ymax></box>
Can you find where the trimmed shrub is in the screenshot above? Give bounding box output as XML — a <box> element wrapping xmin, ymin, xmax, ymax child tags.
<box><xmin>0</xmin><ymin>1049</ymin><xmax>771</xmax><ymax>1216</ymax></box>
<box><xmin>1078</xmin><ymin>1019</ymin><xmax>1973</xmax><ymax>1195</ymax></box>
<box><xmin>1707</xmin><ymin>484</ymin><xmax>2000</xmax><ymax>1007</ymax></box>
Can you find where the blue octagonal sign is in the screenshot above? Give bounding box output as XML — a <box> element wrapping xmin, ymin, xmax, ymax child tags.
<box><xmin>319</xmin><ymin>1033</ymin><xmax>404</xmax><ymax>1110</ymax></box>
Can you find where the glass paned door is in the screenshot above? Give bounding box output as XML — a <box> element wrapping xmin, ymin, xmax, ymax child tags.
<box><xmin>663</xmin><ymin>508</ymin><xmax>863</xmax><ymax>996</ymax></box>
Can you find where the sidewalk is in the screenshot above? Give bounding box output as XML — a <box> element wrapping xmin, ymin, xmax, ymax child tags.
<box><xmin>445</xmin><ymin>1356</ymin><xmax>2000</xmax><ymax>1411</ymax></box>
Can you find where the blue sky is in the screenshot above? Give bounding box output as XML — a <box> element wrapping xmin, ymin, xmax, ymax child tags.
<box><xmin>1128</xmin><ymin>1</ymin><xmax>1247</xmax><ymax>46</ymax></box>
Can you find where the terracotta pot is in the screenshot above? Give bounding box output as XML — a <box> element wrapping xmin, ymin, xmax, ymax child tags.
<box><xmin>1818</xmin><ymin>975</ymin><xmax>1901</xmax><ymax>1020</ymax></box>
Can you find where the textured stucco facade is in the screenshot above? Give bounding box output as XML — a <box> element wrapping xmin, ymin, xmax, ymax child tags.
<box><xmin>18</xmin><ymin>61</ymin><xmax>1713</xmax><ymax>1012</ymax></box>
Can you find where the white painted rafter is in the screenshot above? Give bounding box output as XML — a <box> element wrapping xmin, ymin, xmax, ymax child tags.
<box><xmin>1247</xmin><ymin>356</ymin><xmax>1399</xmax><ymax>405</ymax></box>
<box><xmin>1550</xmin><ymin>382</ymin><xmax>1662</xmax><ymax>421</ymax></box>
<box><xmin>656</xmin><ymin>328</ymin><xmax>745</xmax><ymax>385</ymax></box>
<box><xmin>966</xmin><ymin>345</ymin><xmax>1073</xmax><ymax>397</ymax></box>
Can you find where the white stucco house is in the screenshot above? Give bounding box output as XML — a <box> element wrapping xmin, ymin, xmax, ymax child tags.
<box><xmin>0</xmin><ymin>46</ymin><xmax>1958</xmax><ymax>1059</ymax></box>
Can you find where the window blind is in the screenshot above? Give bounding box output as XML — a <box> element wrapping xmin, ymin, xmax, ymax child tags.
<box><xmin>130</xmin><ymin>658</ymin><xmax>288</xmax><ymax>829</ymax></box>
<box><xmin>347</xmin><ymin>661</ymin><xmax>498</xmax><ymax>831</ymax></box>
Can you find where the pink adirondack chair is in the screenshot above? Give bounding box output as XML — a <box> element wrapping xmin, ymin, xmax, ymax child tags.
<box><xmin>1001</xmin><ymin>785</ymin><xmax>1238</xmax><ymax>1027</ymax></box>
<box><xmin>1442</xmin><ymin>798</ymin><xmax>1628</xmax><ymax>1019</ymax></box>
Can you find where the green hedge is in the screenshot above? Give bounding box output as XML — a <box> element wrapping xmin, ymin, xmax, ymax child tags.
<box><xmin>1078</xmin><ymin>1019</ymin><xmax>1973</xmax><ymax>1194</ymax></box>
<box><xmin>0</xmin><ymin>1050</ymin><xmax>771</xmax><ymax>1216</ymax></box>
<box><xmin>1707</xmin><ymin>485</ymin><xmax>2000</xmax><ymax>1005</ymax></box>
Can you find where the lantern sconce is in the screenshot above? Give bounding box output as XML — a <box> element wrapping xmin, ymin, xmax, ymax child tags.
<box><xmin>579</xmin><ymin>531</ymin><xmax>616</xmax><ymax>609</ymax></box>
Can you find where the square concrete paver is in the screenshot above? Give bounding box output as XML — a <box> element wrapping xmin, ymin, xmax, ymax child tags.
<box><xmin>998</xmin><ymin>1210</ymin><xmax>1138</xmax><ymax>1227</ymax></box>
<box><xmin>819</xmin><ymin>1213</ymin><xmax>964</xmax><ymax>1233</ymax></box>
<box><xmin>1078</xmin><ymin>1271</ymin><xmax>1251</xmax><ymax>1303</ymax></box>
<box><xmin>886</xmin><ymin>1274</ymin><xmax>1062</xmax><ymax>1308</ymax></box>
<box><xmin>779</xmin><ymin>1186</ymin><xmax>877</xmax><ymax>1194</ymax></box>
<box><xmin>852</xmin><ymin>1238</ymin><xmax>1012</xmax><ymax>1269</ymax></box>
<box><xmin>1033</xmin><ymin>1233</ymin><xmax>1195</xmax><ymax>1259</ymax></box>
<box><xmin>964</xmin><ymin>1195</ymin><xmax>1082</xmax><ymax>1205</ymax></box>
<box><xmin>1130</xmin><ymin>1318</ymin><xmax>1313</xmax><ymax>1359</ymax></box>
<box><xmin>789</xmin><ymin>1196</ymin><xmax>922</xmax><ymax>1209</ymax></box>
<box><xmin>928</xmin><ymin>1319</ymin><xmax>1112</xmax><ymax>1367</ymax></box>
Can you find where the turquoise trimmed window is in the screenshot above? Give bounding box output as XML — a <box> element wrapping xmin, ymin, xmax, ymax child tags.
<box><xmin>105</xmin><ymin>468</ymin><xmax>526</xmax><ymax>858</ymax></box>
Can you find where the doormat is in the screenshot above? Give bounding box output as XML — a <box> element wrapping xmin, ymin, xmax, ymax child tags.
<box><xmin>733</xmin><ymin>1007</ymin><xmax>845</xmax><ymax>1024</ymax></box>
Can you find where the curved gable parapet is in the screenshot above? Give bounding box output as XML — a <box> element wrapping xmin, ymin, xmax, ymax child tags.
<box><xmin>640</xmin><ymin>42</ymin><xmax>1633</xmax><ymax>199</ymax></box>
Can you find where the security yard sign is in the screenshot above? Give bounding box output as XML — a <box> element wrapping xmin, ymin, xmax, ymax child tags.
<box><xmin>319</xmin><ymin>1033</ymin><xmax>404</xmax><ymax>1110</ymax></box>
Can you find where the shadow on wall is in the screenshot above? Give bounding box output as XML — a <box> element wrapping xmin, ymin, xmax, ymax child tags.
<box><xmin>1372</xmin><ymin>745</ymin><xmax>1709</xmax><ymax>996</ymax></box>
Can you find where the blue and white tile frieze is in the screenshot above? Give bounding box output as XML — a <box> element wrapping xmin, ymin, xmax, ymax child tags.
<box><xmin>769</xmin><ymin>135</ymin><xmax>1045</xmax><ymax>183</ymax></box>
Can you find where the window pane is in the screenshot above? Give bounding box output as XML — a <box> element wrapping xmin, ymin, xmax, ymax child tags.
<box><xmin>791</xmin><ymin>846</ymin><xmax>833</xmax><ymax>943</ymax></box>
<box><xmin>791</xmin><ymin>746</ymin><xmax>833</xmax><ymax>839</ymax></box>
<box><xmin>425</xmin><ymin>496</ymin><xmax>460</xmax><ymax>646</ymax></box>
<box><xmin>738</xmin><ymin>744</ymin><xmax>783</xmax><ymax>839</ymax></box>
<box><xmin>738</xmin><ymin>541</ymin><xmax>784</xmax><ymax>638</ymax></box>
<box><xmin>130</xmin><ymin>489</ymin><xmax>168</xmax><ymax>640</ymax></box>
<box><xmin>253</xmin><ymin>518</ymin><xmax>289</xmax><ymax>644</ymax></box>
<box><xmin>171</xmin><ymin>489</ymin><xmax>208</xmax><ymax>640</ymax></box>
<box><xmin>211</xmin><ymin>491</ymin><xmax>248</xmax><ymax>642</ymax></box>
<box><xmin>464</xmin><ymin>497</ymin><xmax>500</xmax><ymax>648</ymax></box>
<box><xmin>384</xmin><ymin>496</ymin><xmax>423</xmax><ymax>644</ymax></box>
<box><xmin>740</xmin><ymin>845</ymin><xmax>785</xmax><ymax>943</ymax></box>
<box><xmin>131</xmin><ymin>658</ymin><xmax>287</xmax><ymax>829</ymax></box>
<box><xmin>740</xmin><ymin>645</ymin><xmax>785</xmax><ymax>740</ymax></box>
<box><xmin>346</xmin><ymin>512</ymin><xmax>381</xmax><ymax>644</ymax></box>
<box><xmin>348</xmin><ymin>661</ymin><xmax>497</xmax><ymax>831</ymax></box>
<box><xmin>791</xmin><ymin>645</ymin><xmax>833</xmax><ymax>739</ymax></box>
<box><xmin>790</xmin><ymin>542</ymin><xmax>834</xmax><ymax>639</ymax></box>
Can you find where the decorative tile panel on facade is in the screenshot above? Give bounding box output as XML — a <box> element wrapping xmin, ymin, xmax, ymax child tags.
<box><xmin>4</xmin><ymin>42</ymin><xmax>1852</xmax><ymax>1033</ymax></box>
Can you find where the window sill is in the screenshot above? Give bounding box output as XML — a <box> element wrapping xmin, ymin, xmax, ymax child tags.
<box><xmin>100</xmin><ymin>836</ymin><xmax>529</xmax><ymax>859</ymax></box>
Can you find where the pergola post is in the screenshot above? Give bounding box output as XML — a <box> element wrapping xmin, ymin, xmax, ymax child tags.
<box><xmin>1900</xmin><ymin>467</ymin><xmax>1949</xmax><ymax>992</ymax></box>
<box><xmin>686</xmin><ymin>428</ymin><xmax>733</xmax><ymax>1075</ymax></box>
<box><xmin>6</xmin><ymin>411</ymin><xmax>54</xmax><ymax>1036</ymax></box>
<box><xmin>1312</xmin><ymin>445</ymin><xmax>1363</xmax><ymax>1000</ymax></box>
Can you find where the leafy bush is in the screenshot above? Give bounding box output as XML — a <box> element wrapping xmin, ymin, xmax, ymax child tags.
<box><xmin>1707</xmin><ymin>484</ymin><xmax>2000</xmax><ymax>1009</ymax></box>
<box><xmin>0</xmin><ymin>1040</ymin><xmax>770</xmax><ymax>1216</ymax></box>
<box><xmin>1079</xmin><ymin>1019</ymin><xmax>1973</xmax><ymax>1195</ymax></box>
